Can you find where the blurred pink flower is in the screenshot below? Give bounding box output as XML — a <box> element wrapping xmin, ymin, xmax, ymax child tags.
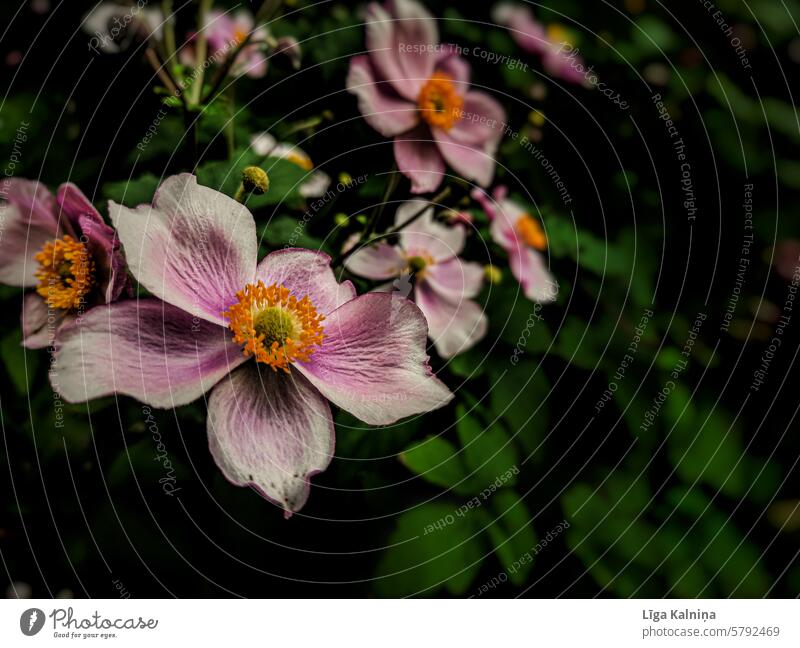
<box><xmin>492</xmin><ymin>3</ymin><xmax>586</xmax><ymax>84</ymax></box>
<box><xmin>774</xmin><ymin>239</ymin><xmax>800</xmax><ymax>281</ymax></box>
<box><xmin>0</xmin><ymin>179</ymin><xmax>129</xmax><ymax>348</ymax></box>
<box><xmin>347</xmin><ymin>0</ymin><xmax>506</xmax><ymax>193</ymax></box>
<box><xmin>53</xmin><ymin>175</ymin><xmax>452</xmax><ymax>516</ymax></box>
<box><xmin>473</xmin><ymin>186</ymin><xmax>557</xmax><ymax>303</ymax></box>
<box><xmin>345</xmin><ymin>200</ymin><xmax>487</xmax><ymax>357</ymax></box>
<box><xmin>182</xmin><ymin>9</ymin><xmax>268</xmax><ymax>78</ymax></box>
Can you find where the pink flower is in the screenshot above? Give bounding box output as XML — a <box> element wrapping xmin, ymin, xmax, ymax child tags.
<box><xmin>0</xmin><ymin>179</ymin><xmax>128</xmax><ymax>348</ymax></box>
<box><xmin>182</xmin><ymin>9</ymin><xmax>268</xmax><ymax>78</ymax></box>
<box><xmin>492</xmin><ymin>3</ymin><xmax>586</xmax><ymax>84</ymax></box>
<box><xmin>346</xmin><ymin>0</ymin><xmax>506</xmax><ymax>193</ymax></box>
<box><xmin>52</xmin><ymin>175</ymin><xmax>452</xmax><ymax>516</ymax></box>
<box><xmin>473</xmin><ymin>187</ymin><xmax>557</xmax><ymax>303</ymax></box>
<box><xmin>345</xmin><ymin>200</ymin><xmax>487</xmax><ymax>358</ymax></box>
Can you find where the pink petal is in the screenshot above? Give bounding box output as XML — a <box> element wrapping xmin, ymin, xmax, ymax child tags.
<box><xmin>445</xmin><ymin>91</ymin><xmax>506</xmax><ymax>146</ymax></box>
<box><xmin>52</xmin><ymin>299</ymin><xmax>246</xmax><ymax>408</ymax></box>
<box><xmin>489</xmin><ymin>198</ymin><xmax>524</xmax><ymax>248</ymax></box>
<box><xmin>415</xmin><ymin>282</ymin><xmax>488</xmax><ymax>358</ymax></box>
<box><xmin>207</xmin><ymin>364</ymin><xmax>334</xmax><ymax>517</ymax></box>
<box><xmin>394</xmin><ymin>126</ymin><xmax>446</xmax><ymax>193</ymax></box>
<box><xmin>543</xmin><ymin>47</ymin><xmax>586</xmax><ymax>84</ymax></box>
<box><xmin>395</xmin><ymin>200</ymin><xmax>465</xmax><ymax>261</ymax></box>
<box><xmin>365</xmin><ymin>0</ymin><xmax>438</xmax><ymax>100</ymax></box>
<box><xmin>21</xmin><ymin>293</ymin><xmax>66</xmax><ymax>350</ymax></box>
<box><xmin>0</xmin><ymin>180</ymin><xmax>63</xmax><ymax>287</ymax></box>
<box><xmin>254</xmin><ymin>249</ymin><xmax>356</xmax><ymax>318</ymax></box>
<box><xmin>435</xmin><ymin>50</ymin><xmax>470</xmax><ymax>86</ymax></box>
<box><xmin>347</xmin><ymin>55</ymin><xmax>420</xmax><ymax>137</ymax></box>
<box><xmin>492</xmin><ymin>3</ymin><xmax>548</xmax><ymax>55</ymax></box>
<box><xmin>296</xmin><ymin>292</ymin><xmax>453</xmax><ymax>424</ymax></box>
<box><xmin>344</xmin><ymin>241</ymin><xmax>405</xmax><ymax>280</ymax></box>
<box><xmin>508</xmin><ymin>246</ymin><xmax>558</xmax><ymax>303</ymax></box>
<box><xmin>426</xmin><ymin>257</ymin><xmax>484</xmax><ymax>300</ymax></box>
<box><xmin>109</xmin><ymin>174</ymin><xmax>257</xmax><ymax>326</ymax></box>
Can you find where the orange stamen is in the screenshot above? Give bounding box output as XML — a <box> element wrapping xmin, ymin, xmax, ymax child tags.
<box><xmin>417</xmin><ymin>72</ymin><xmax>464</xmax><ymax>131</ymax></box>
<box><xmin>515</xmin><ymin>215</ymin><xmax>547</xmax><ymax>250</ymax></box>
<box><xmin>34</xmin><ymin>235</ymin><xmax>95</xmax><ymax>310</ymax></box>
<box><xmin>224</xmin><ymin>281</ymin><xmax>324</xmax><ymax>373</ymax></box>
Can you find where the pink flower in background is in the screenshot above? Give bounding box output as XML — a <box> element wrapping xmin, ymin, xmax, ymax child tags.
<box><xmin>53</xmin><ymin>175</ymin><xmax>452</xmax><ymax>516</ymax></box>
<box><xmin>182</xmin><ymin>9</ymin><xmax>268</xmax><ymax>78</ymax></box>
<box><xmin>473</xmin><ymin>186</ymin><xmax>557</xmax><ymax>303</ymax></box>
<box><xmin>347</xmin><ymin>0</ymin><xmax>506</xmax><ymax>193</ymax></box>
<box><xmin>0</xmin><ymin>179</ymin><xmax>128</xmax><ymax>348</ymax></box>
<box><xmin>345</xmin><ymin>200</ymin><xmax>487</xmax><ymax>357</ymax></box>
<box><xmin>773</xmin><ymin>240</ymin><xmax>800</xmax><ymax>281</ymax></box>
<box><xmin>492</xmin><ymin>3</ymin><xmax>586</xmax><ymax>84</ymax></box>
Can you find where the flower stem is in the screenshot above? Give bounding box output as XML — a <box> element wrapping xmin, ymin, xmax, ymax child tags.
<box><xmin>333</xmin><ymin>185</ymin><xmax>452</xmax><ymax>268</ymax></box>
<box><xmin>189</xmin><ymin>0</ymin><xmax>213</xmax><ymax>106</ymax></box>
<box><xmin>161</xmin><ymin>0</ymin><xmax>177</xmax><ymax>74</ymax></box>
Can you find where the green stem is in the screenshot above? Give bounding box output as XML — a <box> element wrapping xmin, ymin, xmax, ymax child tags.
<box><xmin>333</xmin><ymin>185</ymin><xmax>452</xmax><ymax>268</ymax></box>
<box><xmin>189</xmin><ymin>0</ymin><xmax>213</xmax><ymax>106</ymax></box>
<box><xmin>225</xmin><ymin>85</ymin><xmax>236</xmax><ymax>159</ymax></box>
<box><xmin>161</xmin><ymin>0</ymin><xmax>177</xmax><ymax>73</ymax></box>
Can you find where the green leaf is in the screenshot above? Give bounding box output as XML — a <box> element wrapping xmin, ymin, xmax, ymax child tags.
<box><xmin>400</xmin><ymin>436</ymin><xmax>473</xmax><ymax>495</ymax></box>
<box><xmin>456</xmin><ymin>405</ymin><xmax>518</xmax><ymax>487</ymax></box>
<box><xmin>374</xmin><ymin>502</ymin><xmax>485</xmax><ymax>596</ymax></box>
<box><xmin>483</xmin><ymin>490</ymin><xmax>537</xmax><ymax>585</ymax></box>
<box><xmin>102</xmin><ymin>173</ymin><xmax>161</xmax><ymax>206</ymax></box>
<box><xmin>1</xmin><ymin>329</ymin><xmax>38</xmax><ymax>395</ymax></box>
<box><xmin>258</xmin><ymin>215</ymin><xmax>325</xmax><ymax>252</ymax></box>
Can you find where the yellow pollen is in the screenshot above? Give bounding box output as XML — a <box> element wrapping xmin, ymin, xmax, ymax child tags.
<box><xmin>224</xmin><ymin>281</ymin><xmax>324</xmax><ymax>373</ymax></box>
<box><xmin>34</xmin><ymin>235</ymin><xmax>95</xmax><ymax>310</ymax></box>
<box><xmin>233</xmin><ymin>27</ymin><xmax>248</xmax><ymax>44</ymax></box>
<box><xmin>547</xmin><ymin>24</ymin><xmax>572</xmax><ymax>47</ymax></box>
<box><xmin>404</xmin><ymin>251</ymin><xmax>435</xmax><ymax>279</ymax></box>
<box><xmin>515</xmin><ymin>215</ymin><xmax>547</xmax><ymax>250</ymax></box>
<box><xmin>417</xmin><ymin>72</ymin><xmax>464</xmax><ymax>131</ymax></box>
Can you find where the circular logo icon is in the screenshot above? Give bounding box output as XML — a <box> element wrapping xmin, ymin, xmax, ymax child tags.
<box><xmin>20</xmin><ymin>608</ymin><xmax>45</xmax><ymax>636</ymax></box>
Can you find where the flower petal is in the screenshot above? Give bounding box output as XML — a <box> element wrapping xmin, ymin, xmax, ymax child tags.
<box><xmin>396</xmin><ymin>199</ymin><xmax>465</xmax><ymax>261</ymax></box>
<box><xmin>296</xmin><ymin>292</ymin><xmax>453</xmax><ymax>424</ymax></box>
<box><xmin>447</xmin><ymin>91</ymin><xmax>506</xmax><ymax>146</ymax></box>
<box><xmin>207</xmin><ymin>364</ymin><xmax>334</xmax><ymax>517</ymax></box>
<box><xmin>365</xmin><ymin>0</ymin><xmax>437</xmax><ymax>100</ymax></box>
<box><xmin>52</xmin><ymin>299</ymin><xmax>246</xmax><ymax>408</ymax></box>
<box><xmin>254</xmin><ymin>248</ymin><xmax>356</xmax><ymax>318</ymax></box>
<box><xmin>492</xmin><ymin>3</ymin><xmax>548</xmax><ymax>55</ymax></box>
<box><xmin>415</xmin><ymin>282</ymin><xmax>487</xmax><ymax>358</ymax></box>
<box><xmin>347</xmin><ymin>55</ymin><xmax>420</xmax><ymax>137</ymax></box>
<box><xmin>435</xmin><ymin>50</ymin><xmax>470</xmax><ymax>86</ymax></box>
<box><xmin>110</xmin><ymin>174</ymin><xmax>257</xmax><ymax>326</ymax></box>
<box><xmin>21</xmin><ymin>293</ymin><xmax>66</xmax><ymax>350</ymax></box>
<box><xmin>0</xmin><ymin>180</ymin><xmax>63</xmax><ymax>287</ymax></box>
<box><xmin>344</xmin><ymin>241</ymin><xmax>405</xmax><ymax>280</ymax></box>
<box><xmin>509</xmin><ymin>247</ymin><xmax>558</xmax><ymax>303</ymax></box>
<box><xmin>394</xmin><ymin>126</ymin><xmax>446</xmax><ymax>193</ymax></box>
<box><xmin>426</xmin><ymin>257</ymin><xmax>484</xmax><ymax>300</ymax></box>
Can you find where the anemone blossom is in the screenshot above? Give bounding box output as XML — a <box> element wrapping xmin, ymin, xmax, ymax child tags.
<box><xmin>0</xmin><ymin>179</ymin><xmax>128</xmax><ymax>348</ymax></box>
<box><xmin>347</xmin><ymin>0</ymin><xmax>506</xmax><ymax>193</ymax></box>
<box><xmin>345</xmin><ymin>200</ymin><xmax>487</xmax><ymax>358</ymax></box>
<box><xmin>472</xmin><ymin>186</ymin><xmax>557</xmax><ymax>303</ymax></box>
<box><xmin>492</xmin><ymin>3</ymin><xmax>586</xmax><ymax>84</ymax></box>
<box><xmin>52</xmin><ymin>175</ymin><xmax>453</xmax><ymax>516</ymax></box>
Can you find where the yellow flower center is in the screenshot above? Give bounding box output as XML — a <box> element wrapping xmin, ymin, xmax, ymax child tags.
<box><xmin>547</xmin><ymin>24</ymin><xmax>572</xmax><ymax>47</ymax></box>
<box><xmin>515</xmin><ymin>215</ymin><xmax>547</xmax><ymax>250</ymax></box>
<box><xmin>417</xmin><ymin>72</ymin><xmax>463</xmax><ymax>131</ymax></box>
<box><xmin>224</xmin><ymin>281</ymin><xmax>324</xmax><ymax>373</ymax></box>
<box><xmin>233</xmin><ymin>27</ymin><xmax>248</xmax><ymax>45</ymax></box>
<box><xmin>34</xmin><ymin>235</ymin><xmax>95</xmax><ymax>311</ymax></box>
<box><xmin>404</xmin><ymin>251</ymin><xmax>435</xmax><ymax>280</ymax></box>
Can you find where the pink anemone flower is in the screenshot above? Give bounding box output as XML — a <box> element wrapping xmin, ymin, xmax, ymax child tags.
<box><xmin>492</xmin><ymin>3</ymin><xmax>586</xmax><ymax>85</ymax></box>
<box><xmin>347</xmin><ymin>0</ymin><xmax>506</xmax><ymax>194</ymax></box>
<box><xmin>345</xmin><ymin>200</ymin><xmax>487</xmax><ymax>358</ymax></box>
<box><xmin>182</xmin><ymin>9</ymin><xmax>269</xmax><ymax>78</ymax></box>
<box><xmin>473</xmin><ymin>186</ymin><xmax>557</xmax><ymax>303</ymax></box>
<box><xmin>52</xmin><ymin>175</ymin><xmax>453</xmax><ymax>516</ymax></box>
<box><xmin>0</xmin><ymin>179</ymin><xmax>128</xmax><ymax>348</ymax></box>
